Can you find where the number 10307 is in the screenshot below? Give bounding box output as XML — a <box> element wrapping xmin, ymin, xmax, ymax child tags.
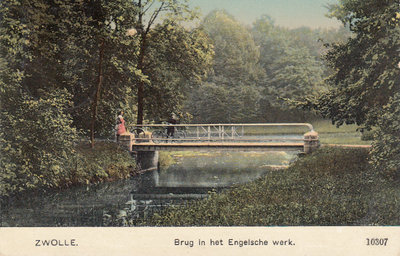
<box><xmin>366</xmin><ymin>238</ymin><xmax>388</xmax><ymax>246</ymax></box>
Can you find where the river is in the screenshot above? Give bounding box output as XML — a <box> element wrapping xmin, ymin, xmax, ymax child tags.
<box><xmin>0</xmin><ymin>151</ymin><xmax>297</xmax><ymax>227</ymax></box>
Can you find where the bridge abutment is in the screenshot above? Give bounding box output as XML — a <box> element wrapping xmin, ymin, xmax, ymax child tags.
<box><xmin>303</xmin><ymin>131</ymin><xmax>320</xmax><ymax>154</ymax></box>
<box><xmin>119</xmin><ymin>132</ymin><xmax>134</xmax><ymax>151</ymax></box>
<box><xmin>136</xmin><ymin>151</ymin><xmax>159</xmax><ymax>172</ymax></box>
<box><xmin>118</xmin><ymin>132</ymin><xmax>159</xmax><ymax>172</ymax></box>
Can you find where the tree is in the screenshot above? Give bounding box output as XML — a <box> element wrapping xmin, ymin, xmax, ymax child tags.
<box><xmin>186</xmin><ymin>10</ymin><xmax>263</xmax><ymax>123</ymax></box>
<box><xmin>132</xmin><ymin>0</ymin><xmax>203</xmax><ymax>124</ymax></box>
<box><xmin>141</xmin><ymin>20</ymin><xmax>213</xmax><ymax>121</ymax></box>
<box><xmin>370</xmin><ymin>92</ymin><xmax>400</xmax><ymax>176</ymax></box>
<box><xmin>0</xmin><ymin>91</ymin><xmax>79</xmax><ymax>196</ymax></box>
<box><xmin>0</xmin><ymin>0</ymin><xmax>141</xmax><ymax>146</ymax></box>
<box><xmin>297</xmin><ymin>0</ymin><xmax>400</xmax><ymax>174</ymax></box>
<box><xmin>56</xmin><ymin>0</ymin><xmax>139</xmax><ymax>147</ymax></box>
<box><xmin>300</xmin><ymin>0</ymin><xmax>400</xmax><ymax>128</ymax></box>
<box><xmin>290</xmin><ymin>26</ymin><xmax>352</xmax><ymax>58</ymax></box>
<box><xmin>0</xmin><ymin>0</ymin><xmax>139</xmax><ymax>195</ymax></box>
<box><xmin>252</xmin><ymin>16</ymin><xmax>326</xmax><ymax>122</ymax></box>
<box><xmin>202</xmin><ymin>10</ymin><xmax>261</xmax><ymax>85</ymax></box>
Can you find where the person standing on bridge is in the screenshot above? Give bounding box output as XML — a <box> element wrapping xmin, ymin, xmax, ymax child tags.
<box><xmin>167</xmin><ymin>113</ymin><xmax>178</xmax><ymax>138</ymax></box>
<box><xmin>115</xmin><ymin>110</ymin><xmax>126</xmax><ymax>142</ymax></box>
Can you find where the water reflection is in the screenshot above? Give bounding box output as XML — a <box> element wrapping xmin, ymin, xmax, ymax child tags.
<box><xmin>0</xmin><ymin>151</ymin><xmax>296</xmax><ymax>227</ymax></box>
<box><xmin>156</xmin><ymin>151</ymin><xmax>293</xmax><ymax>187</ymax></box>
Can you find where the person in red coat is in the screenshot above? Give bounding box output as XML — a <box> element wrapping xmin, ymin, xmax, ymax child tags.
<box><xmin>116</xmin><ymin>111</ymin><xmax>126</xmax><ymax>142</ymax></box>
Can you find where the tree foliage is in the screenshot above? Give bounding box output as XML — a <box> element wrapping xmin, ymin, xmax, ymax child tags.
<box><xmin>252</xmin><ymin>16</ymin><xmax>327</xmax><ymax>121</ymax></box>
<box><xmin>187</xmin><ymin>11</ymin><xmax>336</xmax><ymax>123</ymax></box>
<box><xmin>142</xmin><ymin>19</ymin><xmax>213</xmax><ymax>122</ymax></box>
<box><xmin>131</xmin><ymin>0</ymin><xmax>213</xmax><ymax>124</ymax></box>
<box><xmin>186</xmin><ymin>10</ymin><xmax>262</xmax><ymax>123</ymax></box>
<box><xmin>296</xmin><ymin>0</ymin><xmax>400</xmax><ymax>174</ymax></box>
<box><xmin>370</xmin><ymin>93</ymin><xmax>400</xmax><ymax>176</ymax></box>
<box><xmin>0</xmin><ymin>0</ymin><xmax>144</xmax><ymax>195</ymax></box>
<box><xmin>0</xmin><ymin>0</ymin><xmax>213</xmax><ymax>196</ymax></box>
<box><xmin>0</xmin><ymin>90</ymin><xmax>79</xmax><ymax>195</ymax></box>
<box><xmin>300</xmin><ymin>0</ymin><xmax>400</xmax><ymax>128</ymax></box>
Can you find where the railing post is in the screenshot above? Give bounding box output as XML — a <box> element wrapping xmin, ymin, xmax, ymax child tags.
<box><xmin>303</xmin><ymin>130</ymin><xmax>320</xmax><ymax>154</ymax></box>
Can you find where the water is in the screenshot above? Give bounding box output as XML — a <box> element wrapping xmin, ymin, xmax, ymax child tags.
<box><xmin>0</xmin><ymin>151</ymin><xmax>297</xmax><ymax>227</ymax></box>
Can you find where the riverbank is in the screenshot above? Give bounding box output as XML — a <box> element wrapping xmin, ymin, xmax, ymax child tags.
<box><xmin>139</xmin><ymin>147</ymin><xmax>400</xmax><ymax>226</ymax></box>
<box><xmin>71</xmin><ymin>141</ymin><xmax>137</xmax><ymax>184</ymax></box>
<box><xmin>1</xmin><ymin>141</ymin><xmax>136</xmax><ymax>201</ymax></box>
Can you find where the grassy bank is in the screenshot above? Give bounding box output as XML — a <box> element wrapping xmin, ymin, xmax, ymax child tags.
<box><xmin>1</xmin><ymin>141</ymin><xmax>136</xmax><ymax>201</ymax></box>
<box><xmin>138</xmin><ymin>147</ymin><xmax>400</xmax><ymax>226</ymax></box>
<box><xmin>242</xmin><ymin>119</ymin><xmax>371</xmax><ymax>145</ymax></box>
<box><xmin>312</xmin><ymin>120</ymin><xmax>371</xmax><ymax>145</ymax></box>
<box><xmin>64</xmin><ymin>141</ymin><xmax>136</xmax><ymax>186</ymax></box>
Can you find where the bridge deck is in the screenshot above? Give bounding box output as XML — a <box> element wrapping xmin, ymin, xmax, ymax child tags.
<box><xmin>132</xmin><ymin>142</ymin><xmax>304</xmax><ymax>152</ymax></box>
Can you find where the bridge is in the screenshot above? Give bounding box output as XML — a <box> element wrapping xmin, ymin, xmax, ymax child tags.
<box><xmin>119</xmin><ymin>123</ymin><xmax>319</xmax><ymax>153</ymax></box>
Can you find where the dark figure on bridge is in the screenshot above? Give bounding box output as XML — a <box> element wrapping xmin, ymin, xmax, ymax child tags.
<box><xmin>167</xmin><ymin>115</ymin><xmax>177</xmax><ymax>138</ymax></box>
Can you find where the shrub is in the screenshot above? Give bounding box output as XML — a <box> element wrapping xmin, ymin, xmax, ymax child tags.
<box><xmin>0</xmin><ymin>90</ymin><xmax>79</xmax><ymax>196</ymax></box>
<box><xmin>361</xmin><ymin>130</ymin><xmax>374</xmax><ymax>141</ymax></box>
<box><xmin>370</xmin><ymin>92</ymin><xmax>400</xmax><ymax>177</ymax></box>
<box><xmin>70</xmin><ymin>142</ymin><xmax>135</xmax><ymax>185</ymax></box>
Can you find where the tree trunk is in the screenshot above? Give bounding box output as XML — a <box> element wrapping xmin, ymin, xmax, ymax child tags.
<box><xmin>137</xmin><ymin>80</ymin><xmax>144</xmax><ymax>125</ymax></box>
<box><xmin>90</xmin><ymin>39</ymin><xmax>105</xmax><ymax>148</ymax></box>
<box><xmin>136</xmin><ymin>32</ymin><xmax>147</xmax><ymax>123</ymax></box>
<box><xmin>136</xmin><ymin>43</ymin><xmax>146</xmax><ymax>125</ymax></box>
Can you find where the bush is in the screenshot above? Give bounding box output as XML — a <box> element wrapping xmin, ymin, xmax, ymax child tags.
<box><xmin>361</xmin><ymin>130</ymin><xmax>374</xmax><ymax>141</ymax></box>
<box><xmin>370</xmin><ymin>93</ymin><xmax>400</xmax><ymax>177</ymax></box>
<box><xmin>0</xmin><ymin>90</ymin><xmax>79</xmax><ymax>196</ymax></box>
<box><xmin>67</xmin><ymin>142</ymin><xmax>135</xmax><ymax>186</ymax></box>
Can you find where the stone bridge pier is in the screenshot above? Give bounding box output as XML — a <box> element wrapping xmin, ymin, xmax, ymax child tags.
<box><xmin>119</xmin><ymin>132</ymin><xmax>159</xmax><ymax>172</ymax></box>
<box><xmin>135</xmin><ymin>151</ymin><xmax>159</xmax><ymax>172</ymax></box>
<box><xmin>303</xmin><ymin>131</ymin><xmax>320</xmax><ymax>154</ymax></box>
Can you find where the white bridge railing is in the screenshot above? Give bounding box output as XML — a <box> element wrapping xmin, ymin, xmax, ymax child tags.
<box><xmin>127</xmin><ymin>123</ymin><xmax>314</xmax><ymax>143</ymax></box>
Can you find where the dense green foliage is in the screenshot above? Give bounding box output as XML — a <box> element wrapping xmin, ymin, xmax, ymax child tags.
<box><xmin>186</xmin><ymin>10</ymin><xmax>262</xmax><ymax>123</ymax></box>
<box><xmin>141</xmin><ymin>19</ymin><xmax>213</xmax><ymax>122</ymax></box>
<box><xmin>138</xmin><ymin>147</ymin><xmax>400</xmax><ymax>226</ymax></box>
<box><xmin>185</xmin><ymin>11</ymin><xmax>351</xmax><ymax>123</ymax></box>
<box><xmin>131</xmin><ymin>0</ymin><xmax>214</xmax><ymax>124</ymax></box>
<box><xmin>297</xmin><ymin>0</ymin><xmax>400</xmax><ymax>175</ymax></box>
<box><xmin>253</xmin><ymin>16</ymin><xmax>326</xmax><ymax>121</ymax></box>
<box><xmin>0</xmin><ymin>0</ymin><xmax>139</xmax><ymax>196</ymax></box>
<box><xmin>67</xmin><ymin>142</ymin><xmax>136</xmax><ymax>186</ymax></box>
<box><xmin>0</xmin><ymin>0</ymin><xmax>212</xmax><ymax>196</ymax></box>
<box><xmin>302</xmin><ymin>0</ymin><xmax>400</xmax><ymax>128</ymax></box>
<box><xmin>370</xmin><ymin>92</ymin><xmax>400</xmax><ymax>176</ymax></box>
<box><xmin>0</xmin><ymin>90</ymin><xmax>79</xmax><ymax>195</ymax></box>
<box><xmin>0</xmin><ymin>140</ymin><xmax>135</xmax><ymax>198</ymax></box>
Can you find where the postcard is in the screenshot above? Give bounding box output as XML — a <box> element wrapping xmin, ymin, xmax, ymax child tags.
<box><xmin>1</xmin><ymin>0</ymin><xmax>399</xmax><ymax>255</ymax></box>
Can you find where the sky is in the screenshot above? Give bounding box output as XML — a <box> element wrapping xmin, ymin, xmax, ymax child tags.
<box><xmin>187</xmin><ymin>0</ymin><xmax>342</xmax><ymax>29</ymax></box>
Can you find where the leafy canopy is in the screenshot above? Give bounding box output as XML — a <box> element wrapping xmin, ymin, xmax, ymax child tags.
<box><xmin>300</xmin><ymin>0</ymin><xmax>400</xmax><ymax>128</ymax></box>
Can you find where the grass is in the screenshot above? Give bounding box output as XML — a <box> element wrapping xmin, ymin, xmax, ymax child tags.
<box><xmin>241</xmin><ymin>119</ymin><xmax>370</xmax><ymax>145</ymax></box>
<box><xmin>313</xmin><ymin>120</ymin><xmax>371</xmax><ymax>145</ymax></box>
<box><xmin>137</xmin><ymin>147</ymin><xmax>400</xmax><ymax>226</ymax></box>
<box><xmin>319</xmin><ymin>133</ymin><xmax>371</xmax><ymax>145</ymax></box>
